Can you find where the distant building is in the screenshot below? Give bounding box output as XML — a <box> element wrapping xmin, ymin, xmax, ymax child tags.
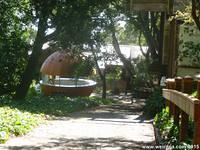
<box><xmin>98</xmin><ymin>44</ymin><xmax>148</xmax><ymax>68</ymax></box>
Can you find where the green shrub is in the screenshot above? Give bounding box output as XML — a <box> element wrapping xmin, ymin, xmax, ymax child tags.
<box><xmin>133</xmin><ymin>57</ymin><xmax>153</xmax><ymax>88</ymax></box>
<box><xmin>191</xmin><ymin>90</ymin><xmax>197</xmax><ymax>97</ymax></box>
<box><xmin>0</xmin><ymin>106</ymin><xmax>44</xmax><ymax>143</ymax></box>
<box><xmin>144</xmin><ymin>87</ymin><xmax>164</xmax><ymax>117</ymax></box>
<box><xmin>185</xmin><ymin>118</ymin><xmax>194</xmax><ymax>144</ymax></box>
<box><xmin>26</xmin><ymin>80</ymin><xmax>40</xmax><ymax>98</ymax></box>
<box><xmin>22</xmin><ymin>96</ymin><xmax>114</xmax><ymax>116</ymax></box>
<box><xmin>154</xmin><ymin>107</ymin><xmax>179</xmax><ymax>145</ymax></box>
<box><xmin>154</xmin><ymin>107</ymin><xmax>194</xmax><ymax>146</ymax></box>
<box><xmin>154</xmin><ymin>107</ymin><xmax>171</xmax><ymax>132</ymax></box>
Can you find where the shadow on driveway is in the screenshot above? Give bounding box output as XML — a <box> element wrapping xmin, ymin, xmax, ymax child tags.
<box><xmin>7</xmin><ymin>137</ymin><xmax>152</xmax><ymax>150</ymax></box>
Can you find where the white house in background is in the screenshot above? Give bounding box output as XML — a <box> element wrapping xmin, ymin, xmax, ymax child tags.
<box><xmin>98</xmin><ymin>44</ymin><xmax>148</xmax><ymax>68</ymax></box>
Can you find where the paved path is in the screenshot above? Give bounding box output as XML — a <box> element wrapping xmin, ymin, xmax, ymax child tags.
<box><xmin>0</xmin><ymin>97</ymin><xmax>155</xmax><ymax>150</ymax></box>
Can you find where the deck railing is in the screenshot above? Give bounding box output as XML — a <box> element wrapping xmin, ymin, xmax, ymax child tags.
<box><xmin>162</xmin><ymin>76</ymin><xmax>200</xmax><ymax>144</ymax></box>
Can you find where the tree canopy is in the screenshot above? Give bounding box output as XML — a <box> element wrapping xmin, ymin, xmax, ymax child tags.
<box><xmin>0</xmin><ymin>0</ymin><xmax>199</xmax><ymax>98</ymax></box>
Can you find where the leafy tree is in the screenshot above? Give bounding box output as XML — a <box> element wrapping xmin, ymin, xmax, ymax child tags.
<box><xmin>101</xmin><ymin>1</ymin><xmax>136</xmax><ymax>78</ymax></box>
<box><xmin>117</xmin><ymin>24</ymin><xmax>146</xmax><ymax>45</ymax></box>
<box><xmin>174</xmin><ymin>3</ymin><xmax>200</xmax><ymax>67</ymax></box>
<box><xmin>15</xmin><ymin>0</ymin><xmax>55</xmax><ymax>99</ymax></box>
<box><xmin>90</xmin><ymin>43</ymin><xmax>119</xmax><ymax>98</ymax></box>
<box><xmin>0</xmin><ymin>0</ymin><xmax>31</xmax><ymax>96</ymax></box>
<box><xmin>128</xmin><ymin>11</ymin><xmax>164</xmax><ymax>61</ymax></box>
<box><xmin>15</xmin><ymin>0</ymin><xmax>120</xmax><ymax>99</ymax></box>
<box><xmin>3</xmin><ymin>0</ymin><xmax>162</xmax><ymax>99</ymax></box>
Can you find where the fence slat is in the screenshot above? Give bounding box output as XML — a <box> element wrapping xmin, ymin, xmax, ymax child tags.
<box><xmin>193</xmin><ymin>80</ymin><xmax>200</xmax><ymax>145</ymax></box>
<box><xmin>163</xmin><ymin>89</ymin><xmax>198</xmax><ymax>119</ymax></box>
<box><xmin>180</xmin><ymin>76</ymin><xmax>193</xmax><ymax>142</ymax></box>
<box><xmin>174</xmin><ymin>77</ymin><xmax>182</xmax><ymax>125</ymax></box>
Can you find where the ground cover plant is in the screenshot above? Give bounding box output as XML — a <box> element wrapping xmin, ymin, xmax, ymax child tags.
<box><xmin>144</xmin><ymin>87</ymin><xmax>164</xmax><ymax>118</ymax></box>
<box><xmin>0</xmin><ymin>104</ymin><xmax>43</xmax><ymax>143</ymax></box>
<box><xmin>154</xmin><ymin>107</ymin><xmax>179</xmax><ymax>145</ymax></box>
<box><xmin>0</xmin><ymin>94</ymin><xmax>114</xmax><ymax>143</ymax></box>
<box><xmin>154</xmin><ymin>107</ymin><xmax>194</xmax><ymax>146</ymax></box>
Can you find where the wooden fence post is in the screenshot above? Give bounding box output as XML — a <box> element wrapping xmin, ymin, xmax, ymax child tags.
<box><xmin>197</xmin><ymin>80</ymin><xmax>200</xmax><ymax>100</ymax></box>
<box><xmin>166</xmin><ymin>79</ymin><xmax>175</xmax><ymax>116</ymax></box>
<box><xmin>173</xmin><ymin>77</ymin><xmax>182</xmax><ymax>126</ymax></box>
<box><xmin>175</xmin><ymin>77</ymin><xmax>182</xmax><ymax>91</ymax></box>
<box><xmin>182</xmin><ymin>76</ymin><xmax>193</xmax><ymax>94</ymax></box>
<box><xmin>180</xmin><ymin>76</ymin><xmax>193</xmax><ymax>142</ymax></box>
<box><xmin>193</xmin><ymin>80</ymin><xmax>200</xmax><ymax>145</ymax></box>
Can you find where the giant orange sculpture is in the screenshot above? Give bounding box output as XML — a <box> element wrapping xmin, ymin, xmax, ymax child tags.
<box><xmin>40</xmin><ymin>51</ymin><xmax>96</xmax><ymax>96</ymax></box>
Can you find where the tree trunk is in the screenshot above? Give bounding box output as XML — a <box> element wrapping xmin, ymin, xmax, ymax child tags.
<box><xmin>106</xmin><ymin>14</ymin><xmax>135</xmax><ymax>79</ymax></box>
<box><xmin>15</xmin><ymin>17</ymin><xmax>47</xmax><ymax>99</ymax></box>
<box><xmin>102</xmin><ymin>74</ymin><xmax>107</xmax><ymax>99</ymax></box>
<box><xmin>111</xmin><ymin>29</ymin><xmax>135</xmax><ymax>78</ymax></box>
<box><xmin>91</xmin><ymin>45</ymin><xmax>107</xmax><ymax>99</ymax></box>
<box><xmin>158</xmin><ymin>12</ymin><xmax>166</xmax><ymax>80</ymax></box>
<box><xmin>192</xmin><ymin>0</ymin><xmax>200</xmax><ymax>30</ymax></box>
<box><xmin>138</xmin><ymin>12</ymin><xmax>158</xmax><ymax>60</ymax></box>
<box><xmin>138</xmin><ymin>31</ymin><xmax>149</xmax><ymax>60</ymax></box>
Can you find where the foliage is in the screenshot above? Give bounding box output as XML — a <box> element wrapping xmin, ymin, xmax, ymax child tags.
<box><xmin>191</xmin><ymin>90</ymin><xmax>197</xmax><ymax>97</ymax></box>
<box><xmin>106</xmin><ymin>66</ymin><xmax>123</xmax><ymax>94</ymax></box>
<box><xmin>1</xmin><ymin>95</ymin><xmax>114</xmax><ymax>117</ymax></box>
<box><xmin>154</xmin><ymin>107</ymin><xmax>195</xmax><ymax>146</ymax></box>
<box><xmin>117</xmin><ymin>23</ymin><xmax>146</xmax><ymax>46</ymax></box>
<box><xmin>0</xmin><ymin>94</ymin><xmax>114</xmax><ymax>143</ymax></box>
<box><xmin>13</xmin><ymin>0</ymin><xmax>126</xmax><ymax>99</ymax></box>
<box><xmin>92</xmin><ymin>45</ymin><xmax>120</xmax><ymax>98</ymax></box>
<box><xmin>173</xmin><ymin>3</ymin><xmax>199</xmax><ymax>26</ymax></box>
<box><xmin>51</xmin><ymin>0</ymin><xmax>119</xmax><ymax>50</ymax></box>
<box><xmin>187</xmin><ymin>119</ymin><xmax>195</xmax><ymax>144</ymax></box>
<box><xmin>0</xmin><ymin>0</ymin><xmax>31</xmax><ymax>96</ymax></box>
<box><xmin>181</xmin><ymin>41</ymin><xmax>200</xmax><ymax>63</ymax></box>
<box><xmin>126</xmin><ymin>10</ymin><xmax>162</xmax><ymax>62</ymax></box>
<box><xmin>133</xmin><ymin>57</ymin><xmax>153</xmax><ymax>88</ymax></box>
<box><xmin>0</xmin><ymin>100</ymin><xmax>44</xmax><ymax>143</ymax></box>
<box><xmin>174</xmin><ymin>5</ymin><xmax>194</xmax><ymax>25</ymax></box>
<box><xmin>26</xmin><ymin>80</ymin><xmax>40</xmax><ymax>98</ymax></box>
<box><xmin>144</xmin><ymin>87</ymin><xmax>164</xmax><ymax>117</ymax></box>
<box><xmin>178</xmin><ymin>25</ymin><xmax>200</xmax><ymax>67</ymax></box>
<box><xmin>73</xmin><ymin>57</ymin><xmax>95</xmax><ymax>78</ymax></box>
<box><xmin>173</xmin><ymin>3</ymin><xmax>200</xmax><ymax>68</ymax></box>
<box><xmin>106</xmin><ymin>66</ymin><xmax>122</xmax><ymax>80</ymax></box>
<box><xmin>0</xmin><ymin>36</ymin><xmax>28</xmax><ymax>95</ymax></box>
<box><xmin>0</xmin><ymin>0</ymin><xmax>161</xmax><ymax>98</ymax></box>
<box><xmin>154</xmin><ymin>107</ymin><xmax>179</xmax><ymax>145</ymax></box>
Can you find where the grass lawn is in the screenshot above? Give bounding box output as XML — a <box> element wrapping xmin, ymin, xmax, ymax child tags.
<box><xmin>0</xmin><ymin>95</ymin><xmax>114</xmax><ymax>143</ymax></box>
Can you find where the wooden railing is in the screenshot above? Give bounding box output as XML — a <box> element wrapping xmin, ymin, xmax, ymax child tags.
<box><xmin>162</xmin><ymin>76</ymin><xmax>200</xmax><ymax>144</ymax></box>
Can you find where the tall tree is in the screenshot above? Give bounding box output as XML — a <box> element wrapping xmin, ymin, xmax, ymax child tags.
<box><xmin>104</xmin><ymin>1</ymin><xmax>136</xmax><ymax>78</ymax></box>
<box><xmin>15</xmin><ymin>0</ymin><xmax>56</xmax><ymax>99</ymax></box>
<box><xmin>0</xmin><ymin>0</ymin><xmax>31</xmax><ymax>96</ymax></box>
<box><xmin>15</xmin><ymin>0</ymin><xmax>118</xmax><ymax>99</ymax></box>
